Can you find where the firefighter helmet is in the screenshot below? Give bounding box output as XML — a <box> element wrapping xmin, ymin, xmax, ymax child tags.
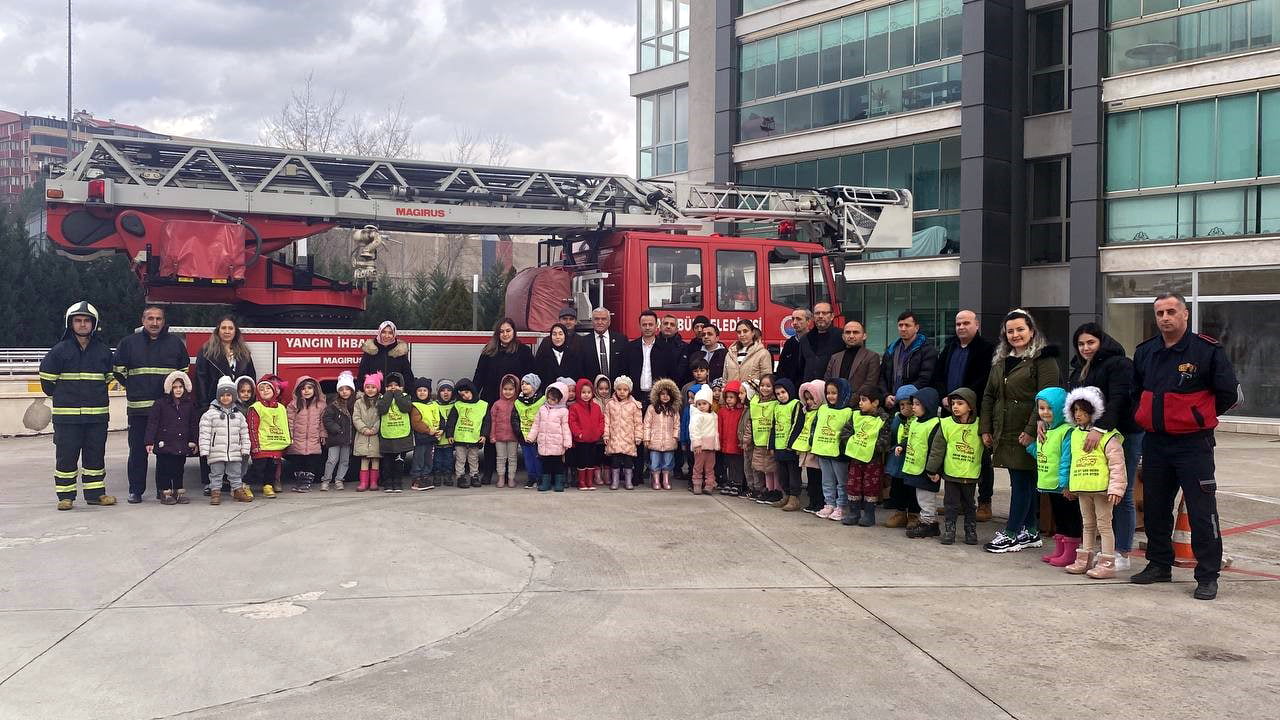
<box><xmin>64</xmin><ymin>301</ymin><xmax>100</xmax><ymax>330</ymax></box>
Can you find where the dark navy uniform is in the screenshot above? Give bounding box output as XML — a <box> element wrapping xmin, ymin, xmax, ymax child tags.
<box><xmin>40</xmin><ymin>302</ymin><xmax>114</xmax><ymax>506</ymax></box>
<box><xmin>1131</xmin><ymin>329</ymin><xmax>1238</xmax><ymax>583</ymax></box>
<box><xmin>112</xmin><ymin>325</ymin><xmax>189</xmax><ymax>497</ymax></box>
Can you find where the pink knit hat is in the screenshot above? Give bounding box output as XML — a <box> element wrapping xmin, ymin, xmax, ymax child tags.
<box><xmin>363</xmin><ymin>372</ymin><xmax>383</xmax><ymax>389</ymax></box>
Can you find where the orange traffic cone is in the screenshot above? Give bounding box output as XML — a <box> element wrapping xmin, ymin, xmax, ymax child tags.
<box><xmin>1172</xmin><ymin>496</ymin><xmax>1197</xmax><ymax>568</ymax></box>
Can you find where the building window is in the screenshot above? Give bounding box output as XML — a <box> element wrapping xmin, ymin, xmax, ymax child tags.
<box><xmin>737</xmin><ymin>136</ymin><xmax>961</xmax><ymax>259</ymax></box>
<box><xmin>741</xmin><ymin>0</ymin><xmax>787</xmax><ymax>13</ymax></box>
<box><xmin>842</xmin><ymin>280</ymin><xmax>959</xmax><ymax>353</ymax></box>
<box><xmin>716</xmin><ymin>250</ymin><xmax>759</xmax><ymax>311</ymax></box>
<box><xmin>1027</xmin><ymin>158</ymin><xmax>1071</xmax><ymax>264</ymax></box>
<box><xmin>1105</xmin><ymin>268</ymin><xmax>1280</xmax><ymax>418</ymax></box>
<box><xmin>639</xmin><ymin>0</ymin><xmax>690</xmax><ymax>71</ymax></box>
<box><xmin>739</xmin><ymin>61</ymin><xmax>961</xmax><ymax>141</ymax></box>
<box><xmin>739</xmin><ymin>0</ymin><xmax>962</xmax><ymax>105</ymax></box>
<box><xmin>1105</xmin><ymin>88</ymin><xmax>1280</xmax><ymax>245</ymax></box>
<box><xmin>1107</xmin><ymin>0</ymin><xmax>1274</xmax><ymax>75</ymax></box>
<box><xmin>648</xmin><ymin>246</ymin><xmax>703</xmax><ymax>309</ymax></box>
<box><xmin>1029</xmin><ymin>6</ymin><xmax>1070</xmax><ymax>115</ymax></box>
<box><xmin>638</xmin><ymin>87</ymin><xmax>688</xmax><ymax>178</ymax></box>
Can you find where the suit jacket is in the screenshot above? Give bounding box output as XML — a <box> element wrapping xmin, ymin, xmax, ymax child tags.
<box><xmin>623</xmin><ymin>336</ymin><xmax>681</xmax><ymax>391</ymax></box>
<box><xmin>933</xmin><ymin>334</ymin><xmax>996</xmax><ymax>404</ymax></box>
<box><xmin>824</xmin><ymin>346</ymin><xmax>882</xmax><ymax>396</ymax></box>
<box><xmin>582</xmin><ymin>330</ymin><xmax>629</xmax><ymax>380</ymax></box>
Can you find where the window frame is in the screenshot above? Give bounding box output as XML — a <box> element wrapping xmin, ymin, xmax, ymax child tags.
<box><xmin>715</xmin><ymin>249</ymin><xmax>760</xmax><ymax>312</ymax></box>
<box><xmin>637</xmin><ymin>86</ymin><xmax>689</xmax><ymax>178</ymax></box>
<box><xmin>647</xmin><ymin>245</ymin><xmax>704</xmax><ymax>310</ymax></box>
<box><xmin>638</xmin><ymin>0</ymin><xmax>690</xmax><ymax>71</ymax></box>
<box><xmin>1028</xmin><ymin>5</ymin><xmax>1072</xmax><ymax>116</ymax></box>
<box><xmin>1026</xmin><ymin>157</ymin><xmax>1072</xmax><ymax>265</ymax></box>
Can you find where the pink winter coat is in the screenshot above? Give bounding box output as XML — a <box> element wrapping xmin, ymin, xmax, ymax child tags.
<box><xmin>527</xmin><ymin>382</ymin><xmax>572</xmax><ymax>457</ymax></box>
<box><xmin>643</xmin><ymin>377</ymin><xmax>682</xmax><ymax>452</ymax></box>
<box><xmin>286</xmin><ymin>375</ymin><xmax>328</xmax><ymax>455</ymax></box>
<box><xmin>603</xmin><ymin>395</ymin><xmax>644</xmax><ymax>456</ymax></box>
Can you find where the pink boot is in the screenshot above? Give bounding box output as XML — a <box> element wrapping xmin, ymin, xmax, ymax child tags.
<box><xmin>357</xmin><ymin>469</ymin><xmax>369</xmax><ymax>492</ymax></box>
<box><xmin>1049</xmin><ymin>537</ymin><xmax>1082</xmax><ymax>567</ymax></box>
<box><xmin>369</xmin><ymin>468</ymin><xmax>380</xmax><ymax>491</ymax></box>
<box><xmin>1042</xmin><ymin>534</ymin><xmax>1066</xmax><ymax>563</ymax></box>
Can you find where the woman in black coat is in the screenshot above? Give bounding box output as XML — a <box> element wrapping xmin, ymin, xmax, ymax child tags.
<box><xmin>534</xmin><ymin>323</ymin><xmax>587</xmax><ymax>391</ymax></box>
<box><xmin>194</xmin><ymin>316</ymin><xmax>257</xmax><ymax>490</ymax></box>
<box><xmin>356</xmin><ymin>320</ymin><xmax>414</xmax><ymax>389</ymax></box>
<box><xmin>473</xmin><ymin>318</ymin><xmax>536</xmax><ymax>484</ymax></box>
<box><xmin>1068</xmin><ymin>322</ymin><xmax>1142</xmax><ymax>569</ymax></box>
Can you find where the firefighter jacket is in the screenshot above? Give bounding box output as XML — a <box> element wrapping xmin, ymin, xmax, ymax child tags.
<box><xmin>40</xmin><ymin>336</ymin><xmax>113</xmax><ymax>425</ymax></box>
<box><xmin>112</xmin><ymin>327</ymin><xmax>190</xmax><ymax>416</ymax></box>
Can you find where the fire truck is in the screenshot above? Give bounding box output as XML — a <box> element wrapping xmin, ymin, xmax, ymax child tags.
<box><xmin>42</xmin><ymin>136</ymin><xmax>912</xmax><ymax>387</ymax></box>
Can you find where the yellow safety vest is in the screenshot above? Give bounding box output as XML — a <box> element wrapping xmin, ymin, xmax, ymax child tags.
<box><xmin>251</xmin><ymin>401</ymin><xmax>291</xmax><ymax>451</ymax></box>
<box><xmin>791</xmin><ymin>409</ymin><xmax>818</xmax><ymax>453</ymax></box>
<box><xmin>845</xmin><ymin>411</ymin><xmax>886</xmax><ymax>463</ymax></box>
<box><xmin>412</xmin><ymin>401</ymin><xmax>440</xmax><ymax>433</ymax></box>
<box><xmin>1068</xmin><ymin>427</ymin><xmax>1121</xmax><ymax>493</ymax></box>
<box><xmin>380</xmin><ymin>399</ymin><xmax>412</xmax><ymax>439</ymax></box>
<box><xmin>901</xmin><ymin>416</ymin><xmax>940</xmax><ymax>476</ymax></box>
<box><xmin>810</xmin><ymin>406</ymin><xmax>853</xmax><ymax>458</ymax></box>
<box><xmin>940</xmin><ymin>417</ymin><xmax>982</xmax><ymax>479</ymax></box>
<box><xmin>436</xmin><ymin>401</ymin><xmax>455</xmax><ymax>445</ymax></box>
<box><xmin>1036</xmin><ymin>423</ymin><xmax>1072</xmax><ymax>492</ymax></box>
<box><xmin>773</xmin><ymin>400</ymin><xmax>799</xmax><ymax>450</ymax></box>
<box><xmin>452</xmin><ymin>400</ymin><xmax>489</xmax><ymax>444</ymax></box>
<box><xmin>515</xmin><ymin>396</ymin><xmax>545</xmax><ymax>437</ymax></box>
<box><xmin>750</xmin><ymin>399</ymin><xmax>776</xmax><ymax>447</ymax></box>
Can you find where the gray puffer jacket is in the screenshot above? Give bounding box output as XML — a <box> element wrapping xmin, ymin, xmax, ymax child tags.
<box><xmin>199</xmin><ymin>400</ymin><xmax>251</xmax><ymax>463</ymax></box>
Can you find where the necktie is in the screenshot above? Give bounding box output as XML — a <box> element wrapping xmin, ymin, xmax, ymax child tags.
<box><xmin>598</xmin><ymin>334</ymin><xmax>609</xmax><ymax>377</ymax></box>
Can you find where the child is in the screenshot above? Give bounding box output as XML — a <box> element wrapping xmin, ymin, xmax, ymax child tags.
<box><xmin>445</xmin><ymin>378</ymin><xmax>489</xmax><ymax>489</ymax></box>
<box><xmin>792</xmin><ymin>379</ymin><xmax>826</xmax><ymax>512</ymax></box>
<box><xmin>321</xmin><ymin>371</ymin><xmax>356</xmax><ymax>491</ymax></box>
<box><xmin>145</xmin><ymin>370</ymin><xmax>200</xmax><ymax>505</ymax></box>
<box><xmin>285</xmin><ymin>375</ymin><xmax>327</xmax><ymax>493</ymax></box>
<box><xmin>377</xmin><ymin>372</ymin><xmax>414</xmax><ymax>493</ymax></box>
<box><xmin>433</xmin><ymin>380</ymin><xmax>456</xmax><ymax>485</ymax></box>
<box><xmin>643</xmin><ymin>378</ymin><xmax>681</xmax><ymax>490</ymax></box>
<box><xmin>899</xmin><ymin>388</ymin><xmax>942</xmax><ymax>537</ymax></box>
<box><xmin>603</xmin><ymin>375</ymin><xmax>643</xmax><ymax>490</ymax></box>
<box><xmin>528</xmin><ymin>381</ymin><xmax>572</xmax><ymax>492</ymax></box>
<box><xmin>925</xmin><ymin>387</ymin><xmax>982</xmax><ymax>544</ymax></box>
<box><xmin>1027</xmin><ymin>387</ymin><xmax>1076</xmax><ymax>565</ymax></box>
<box><xmin>230</xmin><ymin>375</ymin><xmax>258</xmax><ymax>494</ymax></box>
<box><xmin>769</xmin><ymin>379</ymin><xmax>801</xmax><ymax>508</ymax></box>
<box><xmin>843</xmin><ymin>385</ymin><xmax>891</xmax><ymax>527</ymax></box>
<box><xmin>593</xmin><ymin>374</ymin><xmax>612</xmax><ymax>485</ymax></box>
<box><xmin>742</xmin><ymin>374</ymin><xmax>778</xmax><ymax>501</ymax></box>
<box><xmin>515</xmin><ymin>374</ymin><xmax>545</xmax><ymax>490</ymax></box>
<box><xmin>882</xmin><ymin>385</ymin><xmax>922</xmax><ymax>529</ymax></box>
<box><xmin>352</xmin><ymin>372</ymin><xmax>382</xmax><ymax>491</ymax></box>
<box><xmin>717</xmin><ymin>380</ymin><xmax>747</xmax><ymax>497</ymax></box>
<box><xmin>688</xmin><ymin>385</ymin><xmax>720</xmax><ymax>494</ymax></box>
<box><xmin>568</xmin><ymin>378</ymin><xmax>605</xmax><ymax>491</ymax></box>
<box><xmin>710</xmin><ymin>378</ymin><xmax>727</xmax><ymax>490</ymax></box>
<box><xmin>489</xmin><ymin>374</ymin><xmax>521</xmax><ymax>488</ymax></box>
<box><xmin>1062</xmin><ymin>387</ymin><xmax>1128</xmax><ymax>579</ymax></box>
<box><xmin>812</xmin><ymin>378</ymin><xmax>855</xmax><ymax>522</ymax></box>
<box><xmin>246</xmin><ymin>375</ymin><xmax>290</xmax><ymax>498</ymax></box>
<box><xmin>678</xmin><ymin>382</ymin><xmax>699</xmax><ymax>488</ymax></box>
<box><xmin>199</xmin><ymin>375</ymin><xmax>252</xmax><ymax>504</ymax></box>
<box><xmin>409</xmin><ymin>377</ymin><xmax>439</xmax><ymax>491</ymax></box>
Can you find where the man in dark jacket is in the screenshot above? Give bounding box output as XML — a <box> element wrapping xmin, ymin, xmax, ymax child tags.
<box><xmin>777</xmin><ymin>307</ymin><xmax>810</xmax><ymax>388</ymax></box>
<box><xmin>623</xmin><ymin>310</ymin><xmax>681</xmax><ymax>393</ymax></box>
<box><xmin>825</xmin><ymin>320</ymin><xmax>881</xmax><ymax>394</ymax></box>
<box><xmin>881</xmin><ymin>310</ymin><xmax>939</xmax><ymax>409</ymax></box>
<box><xmin>41</xmin><ymin>301</ymin><xmax>117</xmax><ymax>510</ymax></box>
<box><xmin>933</xmin><ymin>310</ymin><xmax>997</xmax><ymax>519</ymax></box>
<box><xmin>583</xmin><ymin>307</ymin><xmax>628</xmax><ymax>381</ymax></box>
<box><xmin>113</xmin><ymin>305</ymin><xmax>190</xmax><ymax>503</ymax></box>
<box><xmin>800</xmin><ymin>302</ymin><xmax>844</xmax><ymax>382</ymax></box>
<box><xmin>687</xmin><ymin>323</ymin><xmax>727</xmax><ymax>383</ymax></box>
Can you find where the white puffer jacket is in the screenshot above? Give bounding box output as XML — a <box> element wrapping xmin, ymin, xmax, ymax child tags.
<box><xmin>199</xmin><ymin>400</ymin><xmax>251</xmax><ymax>463</ymax></box>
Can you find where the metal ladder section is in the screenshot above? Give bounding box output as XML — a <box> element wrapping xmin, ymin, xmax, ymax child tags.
<box><xmin>49</xmin><ymin>136</ymin><xmax>913</xmax><ymax>250</ymax></box>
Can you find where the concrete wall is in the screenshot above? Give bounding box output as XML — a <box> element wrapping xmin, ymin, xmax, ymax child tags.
<box><xmin>0</xmin><ymin>378</ymin><xmax>130</xmax><ymax>436</ymax></box>
<box><xmin>1068</xmin><ymin>0</ymin><xmax>1106</xmax><ymax>331</ymax></box>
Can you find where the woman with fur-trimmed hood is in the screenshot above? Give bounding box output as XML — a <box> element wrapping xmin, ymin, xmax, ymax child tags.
<box><xmin>356</xmin><ymin>320</ymin><xmax>413</xmax><ymax>391</ymax></box>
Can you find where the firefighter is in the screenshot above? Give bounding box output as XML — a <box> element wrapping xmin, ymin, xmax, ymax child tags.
<box><xmin>112</xmin><ymin>305</ymin><xmax>191</xmax><ymax>503</ymax></box>
<box><xmin>1129</xmin><ymin>292</ymin><xmax>1239</xmax><ymax>601</ymax></box>
<box><xmin>40</xmin><ymin>302</ymin><xmax>116</xmax><ymax>510</ymax></box>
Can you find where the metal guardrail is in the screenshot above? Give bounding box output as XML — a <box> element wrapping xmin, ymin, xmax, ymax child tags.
<box><xmin>0</xmin><ymin>348</ymin><xmax>49</xmax><ymax>375</ymax></box>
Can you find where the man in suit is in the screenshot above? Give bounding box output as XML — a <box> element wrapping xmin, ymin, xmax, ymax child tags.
<box><xmin>933</xmin><ymin>309</ymin><xmax>997</xmax><ymax>520</ymax></box>
<box><xmin>825</xmin><ymin>320</ymin><xmax>881</xmax><ymax>395</ymax></box>
<box><xmin>624</xmin><ymin>309</ymin><xmax>681</xmax><ymax>396</ymax></box>
<box><xmin>584</xmin><ymin>307</ymin><xmax>628</xmax><ymax>381</ymax></box>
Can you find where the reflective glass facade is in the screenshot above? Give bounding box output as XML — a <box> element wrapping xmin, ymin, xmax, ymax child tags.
<box><xmin>1108</xmin><ymin>0</ymin><xmax>1280</xmax><ymax>75</ymax></box>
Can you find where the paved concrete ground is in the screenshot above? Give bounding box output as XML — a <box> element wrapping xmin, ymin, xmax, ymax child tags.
<box><xmin>0</xmin><ymin>431</ymin><xmax>1276</xmax><ymax>719</ymax></box>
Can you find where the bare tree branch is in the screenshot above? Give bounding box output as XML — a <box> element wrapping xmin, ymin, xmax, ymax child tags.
<box><xmin>259</xmin><ymin>71</ymin><xmax>347</xmax><ymax>152</ymax></box>
<box><xmin>345</xmin><ymin>96</ymin><xmax>419</xmax><ymax>158</ymax></box>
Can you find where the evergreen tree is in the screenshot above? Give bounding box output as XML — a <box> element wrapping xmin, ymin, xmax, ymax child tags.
<box><xmin>476</xmin><ymin>264</ymin><xmax>516</xmax><ymax>329</ymax></box>
<box><xmin>430</xmin><ymin>277</ymin><xmax>473</xmax><ymax>330</ymax></box>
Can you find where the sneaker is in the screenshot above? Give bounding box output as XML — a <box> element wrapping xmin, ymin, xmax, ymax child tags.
<box><xmin>393</xmin><ymin>487</ymin><xmax>404</xmax><ymax>493</ymax></box>
<box><xmin>384</xmin><ymin>485</ymin><xmax>395</xmax><ymax>493</ymax></box>
<box><xmin>292</xmin><ymin>484</ymin><xmax>309</xmax><ymax>493</ymax></box>
<box><xmin>333</xmin><ymin>479</ymin><xmax>344</xmax><ymax>491</ymax></box>
<box><xmin>1129</xmin><ymin>563</ymin><xmax>1173</xmax><ymax>584</ymax></box>
<box><xmin>802</xmin><ymin>505</ymin><xmax>819</xmax><ymax>514</ymax></box>
<box><xmin>415</xmin><ymin>479</ymin><xmax>435</xmax><ymax>491</ymax></box>
<box><xmin>984</xmin><ymin>530</ymin><xmax>1021</xmax><ymax>553</ymax></box>
<box><xmin>320</xmin><ymin>480</ymin><xmax>331</xmax><ymax>492</ymax></box>
<box><xmin>816</xmin><ymin>505</ymin><xmax>835</xmax><ymax>519</ymax></box>
<box><xmin>1193</xmin><ymin>580</ymin><xmax>1218</xmax><ymax>600</ymax></box>
<box><xmin>755</xmin><ymin>491</ymin><xmax>774</xmax><ymax>505</ymax></box>
<box><xmin>262</xmin><ymin>484</ymin><xmax>277</xmax><ymax>498</ymax></box>
<box><xmin>1015</xmin><ymin>529</ymin><xmax>1043</xmax><ymax>549</ymax></box>
<box><xmin>1114</xmin><ymin>553</ymin><xmax>1132</xmax><ymax>572</ymax></box>
<box><xmin>828</xmin><ymin>506</ymin><xmax>844</xmax><ymax>522</ymax></box>
<box><xmin>203</xmin><ymin>486</ymin><xmax>212</xmax><ymax>497</ymax></box>
<box><xmin>525</xmin><ymin>480</ymin><xmax>537</xmax><ymax>489</ymax></box>
<box><xmin>233</xmin><ymin>487</ymin><xmax>253</xmax><ymax>502</ymax></box>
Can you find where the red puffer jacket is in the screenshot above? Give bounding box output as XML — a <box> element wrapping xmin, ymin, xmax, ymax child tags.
<box><xmin>568</xmin><ymin>378</ymin><xmax>605</xmax><ymax>444</ymax></box>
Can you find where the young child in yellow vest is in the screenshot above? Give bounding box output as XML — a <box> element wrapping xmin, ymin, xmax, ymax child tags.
<box><xmin>515</xmin><ymin>374</ymin><xmax>545</xmax><ymax>489</ymax></box>
<box><xmin>813</xmin><ymin>378</ymin><xmax>855</xmax><ymax>522</ymax></box>
<box><xmin>1027</xmin><ymin>387</ymin><xmax>1077</xmax><ymax>566</ymax></box>
<box><xmin>769</xmin><ymin>379</ymin><xmax>802</xmax><ymax>509</ymax></box>
<box><xmin>377</xmin><ymin>372</ymin><xmax>414</xmax><ymax>493</ymax></box>
<box><xmin>1061</xmin><ymin>387</ymin><xmax>1128</xmax><ymax>579</ymax></box>
<box><xmin>925</xmin><ymin>387</ymin><xmax>983</xmax><ymax>544</ymax></box>
<box><xmin>352</xmin><ymin>373</ymin><xmax>383</xmax><ymax>491</ymax></box>
<box><xmin>898</xmin><ymin>387</ymin><xmax>942</xmax><ymax>537</ymax></box>
<box><xmin>444</xmin><ymin>378</ymin><xmax>490</xmax><ymax>488</ymax></box>
<box><xmin>843</xmin><ymin>384</ymin><xmax>891</xmax><ymax>527</ymax></box>
<box><xmin>791</xmin><ymin>379</ymin><xmax>827</xmax><ymax>512</ymax></box>
<box><xmin>409</xmin><ymin>377</ymin><xmax>440</xmax><ymax>491</ymax></box>
<box><xmin>246</xmin><ymin>375</ymin><xmax>289</xmax><ymax>498</ymax></box>
<box><xmin>742</xmin><ymin>374</ymin><xmax>778</xmax><ymax>501</ymax></box>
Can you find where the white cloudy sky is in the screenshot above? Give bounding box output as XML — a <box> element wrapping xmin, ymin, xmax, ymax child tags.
<box><xmin>1</xmin><ymin>0</ymin><xmax>637</xmax><ymax>173</ymax></box>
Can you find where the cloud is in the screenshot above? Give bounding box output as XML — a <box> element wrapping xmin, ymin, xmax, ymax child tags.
<box><xmin>0</xmin><ymin>0</ymin><xmax>638</xmax><ymax>174</ymax></box>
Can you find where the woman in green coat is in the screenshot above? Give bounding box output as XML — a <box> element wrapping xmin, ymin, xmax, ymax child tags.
<box><xmin>980</xmin><ymin>309</ymin><xmax>1060</xmax><ymax>554</ymax></box>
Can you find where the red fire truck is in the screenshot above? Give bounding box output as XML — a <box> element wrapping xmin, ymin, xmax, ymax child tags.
<box><xmin>43</xmin><ymin>137</ymin><xmax>912</xmax><ymax>386</ymax></box>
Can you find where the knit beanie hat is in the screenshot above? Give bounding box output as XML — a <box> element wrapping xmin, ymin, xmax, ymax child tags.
<box><xmin>364</xmin><ymin>372</ymin><xmax>383</xmax><ymax>389</ymax></box>
<box><xmin>414</xmin><ymin>377</ymin><xmax>432</xmax><ymax>392</ymax></box>
<box><xmin>386</xmin><ymin>372</ymin><xmax>405</xmax><ymax>388</ymax></box>
<box><xmin>521</xmin><ymin>373</ymin><xmax>542</xmax><ymax>391</ymax></box>
<box><xmin>336</xmin><ymin>371</ymin><xmax>356</xmax><ymax>392</ymax></box>
<box><xmin>215</xmin><ymin>376</ymin><xmax>236</xmax><ymax>397</ymax></box>
<box><xmin>613</xmin><ymin>375</ymin><xmax>634</xmax><ymax>390</ymax></box>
